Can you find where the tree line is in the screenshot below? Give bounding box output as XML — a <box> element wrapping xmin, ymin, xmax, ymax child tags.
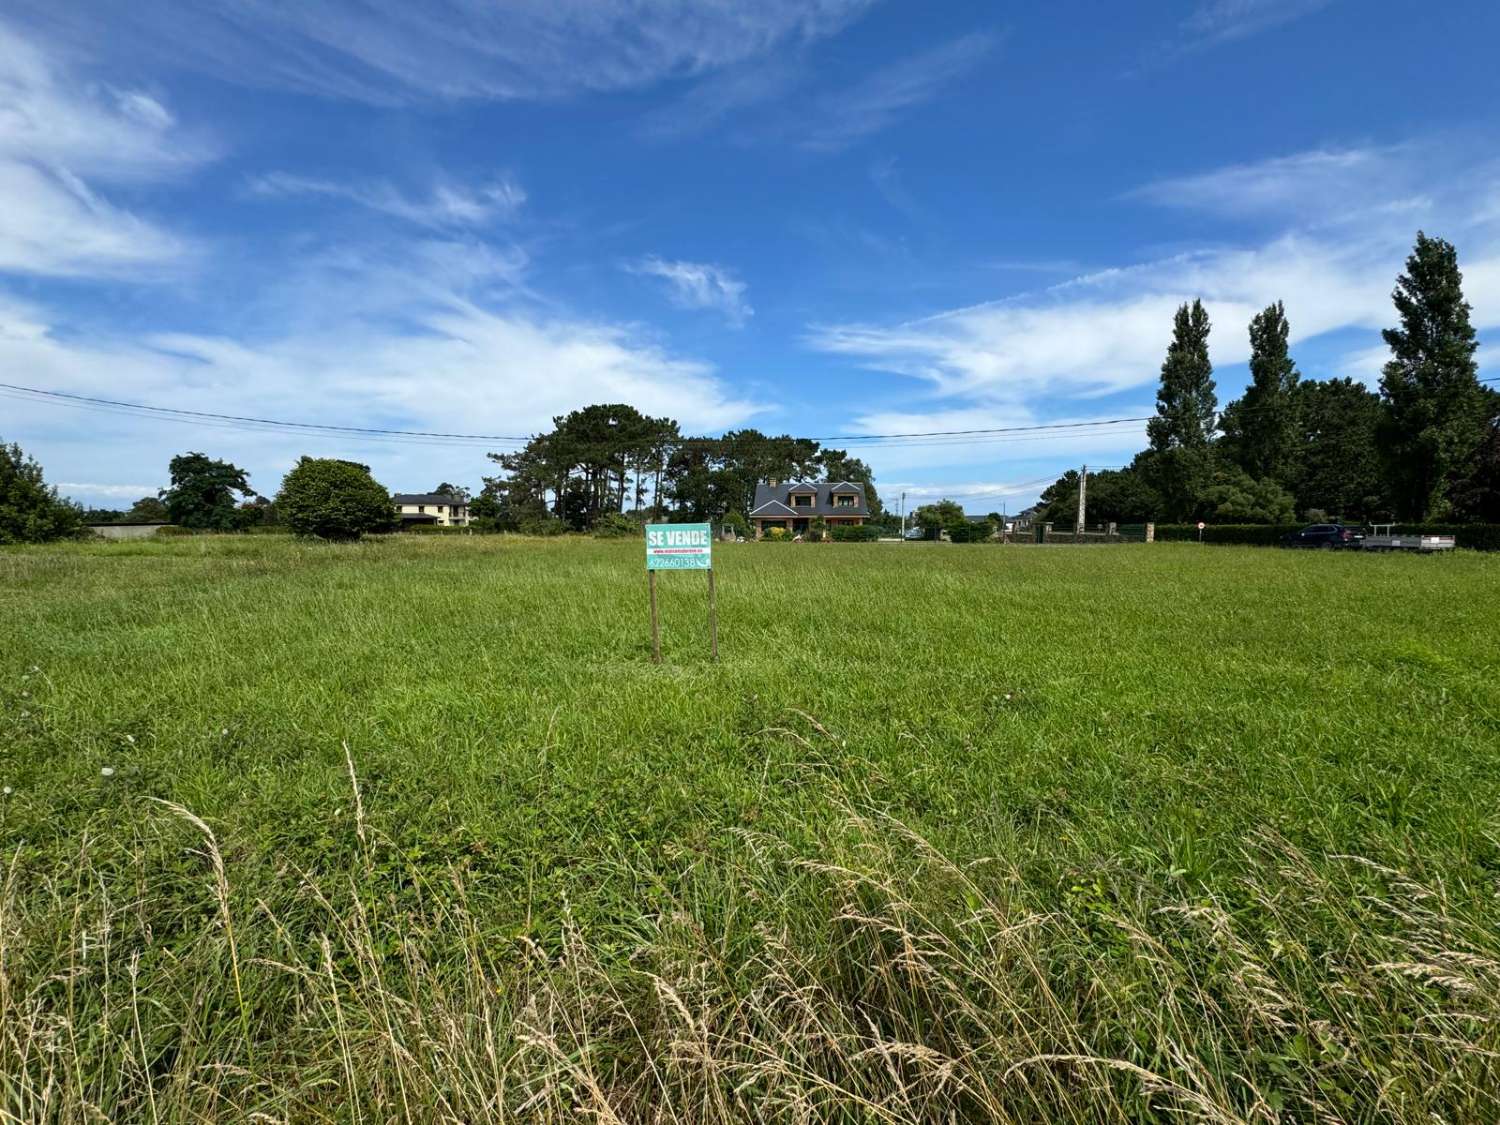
<box><xmin>470</xmin><ymin>402</ymin><xmax>884</xmax><ymax>533</ymax></box>
<box><xmin>2</xmin><ymin>448</ymin><xmax>402</xmax><ymax>543</ymax></box>
<box><xmin>2</xmin><ymin>409</ymin><xmax>893</xmax><ymax>542</ymax></box>
<box><xmin>1036</xmin><ymin>232</ymin><xmax>1497</xmax><ymax>528</ymax></box>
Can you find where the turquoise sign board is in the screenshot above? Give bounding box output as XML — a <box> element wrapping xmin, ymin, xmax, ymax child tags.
<box><xmin>645</xmin><ymin>522</ymin><xmax>712</xmax><ymax>570</ymax></box>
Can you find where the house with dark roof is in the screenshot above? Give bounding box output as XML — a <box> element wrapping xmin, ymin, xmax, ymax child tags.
<box><xmin>748</xmin><ymin>480</ymin><xmax>867</xmax><ymax>538</ymax></box>
<box><xmin>393</xmin><ymin>493</ymin><xmax>470</xmax><ymax>527</ymax></box>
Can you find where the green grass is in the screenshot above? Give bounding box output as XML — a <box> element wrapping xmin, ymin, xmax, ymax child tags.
<box><xmin>2</xmin><ymin>535</ymin><xmax>1499</xmax><ymax>1122</ymax></box>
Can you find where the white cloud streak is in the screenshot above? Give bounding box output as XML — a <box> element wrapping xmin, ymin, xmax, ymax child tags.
<box><xmin>792</xmin><ymin>32</ymin><xmax>996</xmax><ymax>152</ymax></box>
<box><xmin>808</xmin><ymin>142</ymin><xmax>1500</xmax><ymax>446</ymax></box>
<box><xmin>9</xmin><ymin>0</ymin><xmax>876</xmax><ymax>106</ymax></box>
<box><xmin>0</xmin><ymin>21</ymin><xmax>207</xmax><ymax>277</ymax></box>
<box><xmin>248</xmin><ymin>172</ymin><xmax>526</xmax><ymax>228</ymax></box>
<box><xmin>3</xmin><ymin>240</ymin><xmax>761</xmax><ymax>501</ymax></box>
<box><xmin>629</xmin><ymin>257</ymin><xmax>753</xmax><ymax>326</ymax></box>
<box><xmin>1182</xmin><ymin>0</ymin><xmax>1336</xmax><ymax>47</ymax></box>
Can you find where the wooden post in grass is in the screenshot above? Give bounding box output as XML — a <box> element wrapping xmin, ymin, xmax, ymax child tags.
<box><xmin>708</xmin><ymin>567</ymin><xmax>718</xmax><ymax>662</ymax></box>
<box><xmin>648</xmin><ymin>570</ymin><xmax>661</xmax><ymax>663</ymax></box>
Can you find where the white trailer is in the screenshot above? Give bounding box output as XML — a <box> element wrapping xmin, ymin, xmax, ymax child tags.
<box><xmin>1361</xmin><ymin>525</ymin><xmax>1456</xmax><ymax>552</ymax></box>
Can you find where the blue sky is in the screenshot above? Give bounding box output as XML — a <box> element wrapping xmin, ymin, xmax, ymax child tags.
<box><xmin>3</xmin><ymin>0</ymin><xmax>1499</xmax><ymax>512</ymax></box>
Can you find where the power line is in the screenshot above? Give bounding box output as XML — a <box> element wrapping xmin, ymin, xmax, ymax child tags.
<box><xmin>0</xmin><ymin>381</ymin><xmax>1151</xmax><ymax>448</ymax></box>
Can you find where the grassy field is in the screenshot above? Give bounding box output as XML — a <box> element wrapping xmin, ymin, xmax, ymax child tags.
<box><xmin>2</xmin><ymin>535</ymin><xmax>1499</xmax><ymax>1123</ymax></box>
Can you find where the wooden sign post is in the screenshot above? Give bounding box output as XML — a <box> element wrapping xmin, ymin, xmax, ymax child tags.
<box><xmin>644</xmin><ymin>522</ymin><xmax>716</xmax><ymax>663</ymax></box>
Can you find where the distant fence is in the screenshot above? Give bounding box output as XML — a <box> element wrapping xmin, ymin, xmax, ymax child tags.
<box><xmin>1153</xmin><ymin>523</ymin><xmax>1500</xmax><ymax>551</ymax></box>
<box><xmin>1037</xmin><ymin>522</ymin><xmax>1153</xmax><ymax>544</ymax></box>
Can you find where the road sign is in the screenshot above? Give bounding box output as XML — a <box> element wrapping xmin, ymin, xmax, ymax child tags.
<box><xmin>645</xmin><ymin>522</ymin><xmax>712</xmax><ymax>570</ymax></box>
<box><xmin>1197</xmin><ymin>521</ymin><xmax>1206</xmax><ymax>530</ymax></box>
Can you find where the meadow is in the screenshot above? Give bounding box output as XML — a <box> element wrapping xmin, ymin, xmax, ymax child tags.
<box><xmin>2</xmin><ymin>534</ymin><xmax>1498</xmax><ymax>1123</ymax></box>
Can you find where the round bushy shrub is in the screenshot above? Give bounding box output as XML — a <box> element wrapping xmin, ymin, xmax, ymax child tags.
<box><xmin>276</xmin><ymin>458</ymin><xmax>394</xmax><ymax>541</ymax></box>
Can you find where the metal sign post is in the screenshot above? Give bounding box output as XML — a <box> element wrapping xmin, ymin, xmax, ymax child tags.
<box><xmin>644</xmin><ymin>522</ymin><xmax>716</xmax><ymax>663</ymax></box>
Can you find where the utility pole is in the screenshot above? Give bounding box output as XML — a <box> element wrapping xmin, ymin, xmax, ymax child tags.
<box><xmin>900</xmin><ymin>491</ymin><xmax>907</xmax><ymax>540</ymax></box>
<box><xmin>1076</xmin><ymin>465</ymin><xmax>1087</xmax><ymax>535</ymax></box>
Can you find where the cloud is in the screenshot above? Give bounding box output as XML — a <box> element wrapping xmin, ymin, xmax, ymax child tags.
<box><xmin>807</xmin><ymin>142</ymin><xmax>1500</xmax><ymax>439</ymax></box>
<box><xmin>248</xmin><ymin>172</ymin><xmax>526</xmax><ymax>228</ymax></box>
<box><xmin>1126</xmin><ymin>145</ymin><xmax>1448</xmax><ymax>226</ymax></box>
<box><xmin>629</xmin><ymin>257</ymin><xmax>753</xmax><ymax>327</ymax></box>
<box><xmin>637</xmin><ymin>57</ymin><xmax>804</xmax><ymax>141</ymax></box>
<box><xmin>1181</xmin><ymin>0</ymin><xmax>1336</xmax><ymax>47</ymax></box>
<box><xmin>2</xmin><ymin>238</ymin><xmax>761</xmax><ymax>500</ymax></box>
<box><xmin>57</xmin><ymin>482</ymin><xmax>160</xmax><ymax>500</ymax></box>
<box><xmin>791</xmin><ymin>32</ymin><xmax>997</xmax><ymax>152</ymax></box>
<box><xmin>9</xmin><ymin>0</ymin><xmax>876</xmax><ymax>106</ymax></box>
<box><xmin>0</xmin><ymin>21</ymin><xmax>207</xmax><ymax>277</ymax></box>
<box><xmin>0</xmin><ymin>162</ymin><xmax>191</xmax><ymax>277</ymax></box>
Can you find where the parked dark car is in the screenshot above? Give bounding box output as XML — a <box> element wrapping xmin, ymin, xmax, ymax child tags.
<box><xmin>1281</xmin><ymin>523</ymin><xmax>1364</xmax><ymax>549</ymax></box>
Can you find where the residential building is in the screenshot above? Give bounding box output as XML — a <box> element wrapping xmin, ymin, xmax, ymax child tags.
<box><xmin>748</xmin><ymin>480</ymin><xmax>867</xmax><ymax>538</ymax></box>
<box><xmin>393</xmin><ymin>493</ymin><xmax>470</xmax><ymax>527</ymax></box>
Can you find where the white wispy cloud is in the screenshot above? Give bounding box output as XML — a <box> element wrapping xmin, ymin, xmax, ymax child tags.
<box><xmin>1182</xmin><ymin>0</ymin><xmax>1336</xmax><ymax>47</ymax></box>
<box><xmin>8</xmin><ymin>0</ymin><xmax>876</xmax><ymax>105</ymax></box>
<box><xmin>792</xmin><ymin>32</ymin><xmax>997</xmax><ymax>152</ymax></box>
<box><xmin>247</xmin><ymin>172</ymin><xmax>526</xmax><ymax>228</ymax></box>
<box><xmin>808</xmin><ymin>142</ymin><xmax>1500</xmax><ymax>446</ymax></box>
<box><xmin>637</xmin><ymin>57</ymin><xmax>804</xmax><ymax>140</ymax></box>
<box><xmin>57</xmin><ymin>482</ymin><xmax>160</xmax><ymax>500</ymax></box>
<box><xmin>0</xmin><ymin>21</ymin><xmax>207</xmax><ymax>277</ymax></box>
<box><xmin>629</xmin><ymin>257</ymin><xmax>753</xmax><ymax>327</ymax></box>
<box><xmin>3</xmin><ymin>238</ymin><xmax>761</xmax><ymax>502</ymax></box>
<box><xmin>1125</xmin><ymin>145</ymin><xmax>1445</xmax><ymax>225</ymax></box>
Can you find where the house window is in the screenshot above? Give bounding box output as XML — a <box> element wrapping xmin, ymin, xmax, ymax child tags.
<box><xmin>835</xmin><ymin>495</ymin><xmax>856</xmax><ymax>508</ymax></box>
<box><xmin>417</xmin><ymin>505</ymin><xmax>426</xmax><ymax>513</ymax></box>
<box><xmin>792</xmin><ymin>494</ymin><xmax>813</xmax><ymax>508</ymax></box>
<box><xmin>437</xmin><ymin>505</ymin><xmax>445</xmax><ymax>514</ymax></box>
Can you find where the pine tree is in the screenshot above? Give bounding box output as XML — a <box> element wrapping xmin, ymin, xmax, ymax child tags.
<box><xmin>1378</xmin><ymin>232</ymin><xmax>1485</xmax><ymax>520</ymax></box>
<box><xmin>1146</xmin><ymin>300</ymin><xmax>1217</xmax><ymax>452</ymax></box>
<box><xmin>1141</xmin><ymin>300</ymin><xmax>1217</xmax><ymax>520</ymax></box>
<box><xmin>1229</xmin><ymin>301</ymin><xmax>1300</xmax><ymax>487</ymax></box>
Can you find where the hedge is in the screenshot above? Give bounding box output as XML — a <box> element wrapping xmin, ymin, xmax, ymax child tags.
<box><xmin>1153</xmin><ymin>523</ymin><xmax>1500</xmax><ymax>550</ymax></box>
<box><xmin>829</xmin><ymin>524</ymin><xmax>883</xmax><ymax>542</ymax></box>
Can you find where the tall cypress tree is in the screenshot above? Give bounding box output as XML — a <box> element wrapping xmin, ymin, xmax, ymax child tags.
<box><xmin>1228</xmin><ymin>301</ymin><xmax>1301</xmax><ymax>487</ymax></box>
<box><xmin>1378</xmin><ymin>232</ymin><xmax>1485</xmax><ymax>520</ymax></box>
<box><xmin>1147</xmin><ymin>300</ymin><xmax>1217</xmax><ymax>451</ymax></box>
<box><xmin>1141</xmin><ymin>299</ymin><xmax>1218</xmax><ymax>520</ymax></box>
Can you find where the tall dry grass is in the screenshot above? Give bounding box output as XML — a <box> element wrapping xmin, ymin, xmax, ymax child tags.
<box><xmin>3</xmin><ymin>767</ymin><xmax>1497</xmax><ymax>1123</ymax></box>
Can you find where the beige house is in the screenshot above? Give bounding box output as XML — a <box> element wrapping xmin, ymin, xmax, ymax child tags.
<box><xmin>393</xmin><ymin>492</ymin><xmax>470</xmax><ymax>527</ymax></box>
<box><xmin>749</xmin><ymin>480</ymin><xmax>867</xmax><ymax>538</ymax></box>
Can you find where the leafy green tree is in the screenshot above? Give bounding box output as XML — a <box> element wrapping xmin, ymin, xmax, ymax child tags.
<box><xmin>161</xmin><ymin>452</ymin><xmax>253</xmax><ymax>530</ymax></box>
<box><xmin>1221</xmin><ymin>301</ymin><xmax>1301</xmax><ymax>488</ymax></box>
<box><xmin>126</xmin><ymin>495</ymin><xmax>170</xmax><ymax>522</ymax></box>
<box><xmin>1199</xmin><ymin>465</ymin><xmax>1296</xmax><ymax>523</ymax></box>
<box><xmin>0</xmin><ymin>440</ymin><xmax>83</xmax><ymax>543</ymax></box>
<box><xmin>276</xmin><ymin>458</ymin><xmax>393</xmax><ymax>540</ymax></box>
<box><xmin>237</xmin><ymin>495</ymin><xmax>278</xmax><ymax>527</ymax></box>
<box><xmin>1141</xmin><ymin>300</ymin><xmax>1218</xmax><ymax>520</ymax></box>
<box><xmin>721</xmin><ymin>510</ymin><xmax>749</xmax><ymax>538</ymax></box>
<box><xmin>1378</xmin><ymin>232</ymin><xmax>1487</xmax><ymax>520</ymax></box>
<box><xmin>1037</xmin><ymin>467</ymin><xmax>1163</xmax><ymax>524</ymax></box>
<box><xmin>433</xmin><ymin>482</ymin><xmax>469</xmax><ymax>502</ymax></box>
<box><xmin>1293</xmin><ymin>378</ymin><xmax>1387</xmax><ymax>521</ymax></box>
<box><xmin>1449</xmin><ymin>390</ymin><xmax>1500</xmax><ymax>522</ymax></box>
<box><xmin>912</xmin><ymin>499</ymin><xmax>967</xmax><ymax>539</ymax></box>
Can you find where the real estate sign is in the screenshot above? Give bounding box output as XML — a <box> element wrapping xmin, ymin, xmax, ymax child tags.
<box><xmin>645</xmin><ymin>522</ymin><xmax>712</xmax><ymax>570</ymax></box>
